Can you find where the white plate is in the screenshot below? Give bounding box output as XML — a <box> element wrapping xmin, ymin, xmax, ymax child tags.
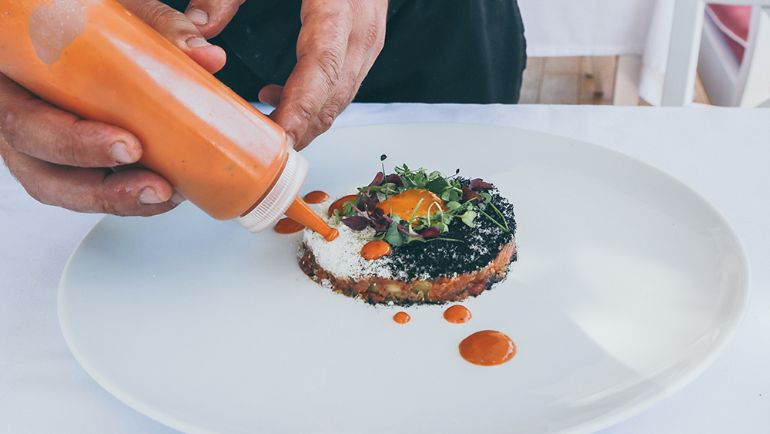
<box><xmin>59</xmin><ymin>123</ymin><xmax>749</xmax><ymax>434</ymax></box>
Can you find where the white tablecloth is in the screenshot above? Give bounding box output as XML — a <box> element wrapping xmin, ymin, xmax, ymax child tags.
<box><xmin>2</xmin><ymin>104</ymin><xmax>769</xmax><ymax>433</ymax></box>
<box><xmin>518</xmin><ymin>0</ymin><xmax>657</xmax><ymax>57</ymax></box>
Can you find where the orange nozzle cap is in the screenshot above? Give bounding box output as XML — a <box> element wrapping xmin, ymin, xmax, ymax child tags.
<box><xmin>285</xmin><ymin>198</ymin><xmax>338</xmax><ymax>241</ymax></box>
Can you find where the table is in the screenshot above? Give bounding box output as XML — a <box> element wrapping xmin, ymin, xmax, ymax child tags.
<box><xmin>1</xmin><ymin>104</ymin><xmax>769</xmax><ymax>433</ymax></box>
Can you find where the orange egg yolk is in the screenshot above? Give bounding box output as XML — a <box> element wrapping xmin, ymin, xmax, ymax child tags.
<box><xmin>376</xmin><ymin>189</ymin><xmax>446</xmax><ymax>222</ymax></box>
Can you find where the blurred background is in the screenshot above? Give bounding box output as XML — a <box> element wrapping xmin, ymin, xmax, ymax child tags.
<box><xmin>518</xmin><ymin>0</ymin><xmax>769</xmax><ymax>107</ymax></box>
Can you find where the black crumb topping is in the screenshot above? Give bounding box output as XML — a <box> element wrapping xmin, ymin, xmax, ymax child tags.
<box><xmin>386</xmin><ymin>183</ymin><xmax>516</xmax><ymax>280</ymax></box>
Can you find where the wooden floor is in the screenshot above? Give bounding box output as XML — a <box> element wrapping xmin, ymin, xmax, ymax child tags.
<box><xmin>520</xmin><ymin>57</ymin><xmax>711</xmax><ymax>105</ymax></box>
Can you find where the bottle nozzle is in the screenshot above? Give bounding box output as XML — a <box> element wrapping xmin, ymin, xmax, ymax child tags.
<box><xmin>285</xmin><ymin>198</ymin><xmax>338</xmax><ymax>241</ymax></box>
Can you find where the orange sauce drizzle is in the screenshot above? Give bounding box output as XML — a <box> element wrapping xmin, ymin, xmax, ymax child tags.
<box><xmin>361</xmin><ymin>240</ymin><xmax>392</xmax><ymax>260</ymax></box>
<box><xmin>443</xmin><ymin>305</ymin><xmax>472</xmax><ymax>324</ymax></box>
<box><xmin>393</xmin><ymin>311</ymin><xmax>411</xmax><ymax>324</ymax></box>
<box><xmin>274</xmin><ymin>217</ymin><xmax>305</xmax><ymax>234</ymax></box>
<box><xmin>459</xmin><ymin>330</ymin><xmax>516</xmax><ymax>366</ymax></box>
<box><xmin>327</xmin><ymin>194</ymin><xmax>359</xmax><ymax>217</ymax></box>
<box><xmin>303</xmin><ymin>190</ymin><xmax>330</xmax><ymax>204</ymax></box>
<box><xmin>376</xmin><ymin>189</ymin><xmax>446</xmax><ymax>222</ymax></box>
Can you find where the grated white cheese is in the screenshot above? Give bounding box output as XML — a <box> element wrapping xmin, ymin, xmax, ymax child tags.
<box><xmin>302</xmin><ymin>201</ymin><xmax>393</xmax><ymax>279</ymax></box>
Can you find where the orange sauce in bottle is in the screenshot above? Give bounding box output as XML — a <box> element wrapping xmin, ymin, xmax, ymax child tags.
<box><xmin>443</xmin><ymin>305</ymin><xmax>472</xmax><ymax>324</ymax></box>
<box><xmin>327</xmin><ymin>194</ymin><xmax>359</xmax><ymax>217</ymax></box>
<box><xmin>392</xmin><ymin>311</ymin><xmax>411</xmax><ymax>324</ymax></box>
<box><xmin>0</xmin><ymin>0</ymin><xmax>334</xmax><ymax>240</ymax></box>
<box><xmin>274</xmin><ymin>218</ymin><xmax>305</xmax><ymax>234</ymax></box>
<box><xmin>303</xmin><ymin>190</ymin><xmax>330</xmax><ymax>204</ymax></box>
<box><xmin>361</xmin><ymin>240</ymin><xmax>392</xmax><ymax>260</ymax></box>
<box><xmin>459</xmin><ymin>330</ymin><xmax>516</xmax><ymax>366</ymax></box>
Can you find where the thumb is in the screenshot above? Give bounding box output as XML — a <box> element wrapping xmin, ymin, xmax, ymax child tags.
<box><xmin>184</xmin><ymin>0</ymin><xmax>244</xmax><ymax>39</ymax></box>
<box><xmin>118</xmin><ymin>0</ymin><xmax>226</xmax><ymax>73</ymax></box>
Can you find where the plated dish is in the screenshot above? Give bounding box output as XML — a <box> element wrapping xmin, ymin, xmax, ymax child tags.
<box><xmin>298</xmin><ymin>161</ymin><xmax>517</xmax><ymax>305</ymax></box>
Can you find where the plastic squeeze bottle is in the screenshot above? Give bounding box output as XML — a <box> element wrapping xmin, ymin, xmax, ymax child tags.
<box><xmin>0</xmin><ymin>0</ymin><xmax>338</xmax><ymax>240</ymax></box>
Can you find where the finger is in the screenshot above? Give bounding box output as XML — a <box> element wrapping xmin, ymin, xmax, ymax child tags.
<box><xmin>294</xmin><ymin>7</ymin><xmax>386</xmax><ymax>149</ymax></box>
<box><xmin>0</xmin><ymin>76</ymin><xmax>142</xmax><ymax>168</ymax></box>
<box><xmin>118</xmin><ymin>0</ymin><xmax>226</xmax><ymax>73</ymax></box>
<box><xmin>269</xmin><ymin>5</ymin><xmax>353</xmax><ymax>146</ymax></box>
<box><xmin>1</xmin><ymin>142</ymin><xmax>180</xmax><ymax>216</ymax></box>
<box><xmin>294</xmin><ymin>66</ymin><xmax>358</xmax><ymax>150</ymax></box>
<box><xmin>184</xmin><ymin>0</ymin><xmax>243</xmax><ymax>39</ymax></box>
<box><xmin>258</xmin><ymin>84</ymin><xmax>283</xmax><ymax>108</ymax></box>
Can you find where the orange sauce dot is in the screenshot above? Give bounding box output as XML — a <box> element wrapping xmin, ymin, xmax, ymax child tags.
<box><xmin>443</xmin><ymin>305</ymin><xmax>472</xmax><ymax>324</ymax></box>
<box><xmin>303</xmin><ymin>190</ymin><xmax>330</xmax><ymax>204</ymax></box>
<box><xmin>361</xmin><ymin>240</ymin><xmax>392</xmax><ymax>260</ymax></box>
<box><xmin>274</xmin><ymin>217</ymin><xmax>304</xmax><ymax>234</ymax></box>
<box><xmin>393</xmin><ymin>311</ymin><xmax>411</xmax><ymax>324</ymax></box>
<box><xmin>327</xmin><ymin>194</ymin><xmax>359</xmax><ymax>217</ymax></box>
<box><xmin>459</xmin><ymin>330</ymin><xmax>516</xmax><ymax>366</ymax></box>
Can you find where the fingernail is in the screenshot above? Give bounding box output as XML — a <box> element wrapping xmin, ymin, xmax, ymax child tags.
<box><xmin>139</xmin><ymin>187</ymin><xmax>163</xmax><ymax>205</ymax></box>
<box><xmin>171</xmin><ymin>191</ymin><xmax>186</xmax><ymax>205</ymax></box>
<box><xmin>186</xmin><ymin>8</ymin><xmax>208</xmax><ymax>26</ymax></box>
<box><xmin>186</xmin><ymin>37</ymin><xmax>210</xmax><ymax>48</ymax></box>
<box><xmin>111</xmin><ymin>141</ymin><xmax>134</xmax><ymax>164</ymax></box>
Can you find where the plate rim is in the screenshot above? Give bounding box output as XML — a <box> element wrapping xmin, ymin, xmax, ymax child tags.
<box><xmin>58</xmin><ymin>122</ymin><xmax>751</xmax><ymax>434</ymax></box>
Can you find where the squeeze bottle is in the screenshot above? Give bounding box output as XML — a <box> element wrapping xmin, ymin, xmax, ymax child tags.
<box><xmin>0</xmin><ymin>0</ymin><xmax>338</xmax><ymax>240</ymax></box>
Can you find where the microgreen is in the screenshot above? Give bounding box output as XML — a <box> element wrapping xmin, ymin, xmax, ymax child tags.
<box><xmin>338</xmin><ymin>159</ymin><xmax>508</xmax><ymax>248</ymax></box>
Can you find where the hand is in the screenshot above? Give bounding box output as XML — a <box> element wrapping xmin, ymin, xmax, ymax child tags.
<box><xmin>258</xmin><ymin>0</ymin><xmax>387</xmax><ymax>150</ymax></box>
<box><xmin>0</xmin><ymin>0</ymin><xmax>241</xmax><ymax>216</ymax></box>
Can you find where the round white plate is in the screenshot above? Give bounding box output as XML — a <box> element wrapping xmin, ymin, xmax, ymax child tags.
<box><xmin>59</xmin><ymin>123</ymin><xmax>749</xmax><ymax>434</ymax></box>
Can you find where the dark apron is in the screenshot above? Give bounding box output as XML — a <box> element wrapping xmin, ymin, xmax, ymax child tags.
<box><xmin>165</xmin><ymin>0</ymin><xmax>527</xmax><ymax>103</ymax></box>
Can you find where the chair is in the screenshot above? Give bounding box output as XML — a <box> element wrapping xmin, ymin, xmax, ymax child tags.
<box><xmin>662</xmin><ymin>0</ymin><xmax>770</xmax><ymax>106</ymax></box>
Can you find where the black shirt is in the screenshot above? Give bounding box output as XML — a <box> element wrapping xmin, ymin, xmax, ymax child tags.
<box><xmin>166</xmin><ymin>0</ymin><xmax>527</xmax><ymax>103</ymax></box>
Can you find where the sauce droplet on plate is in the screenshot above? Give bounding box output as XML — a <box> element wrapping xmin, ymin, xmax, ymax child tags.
<box><xmin>303</xmin><ymin>190</ymin><xmax>330</xmax><ymax>204</ymax></box>
<box><xmin>361</xmin><ymin>239</ymin><xmax>392</xmax><ymax>260</ymax></box>
<box><xmin>274</xmin><ymin>217</ymin><xmax>304</xmax><ymax>234</ymax></box>
<box><xmin>393</xmin><ymin>311</ymin><xmax>411</xmax><ymax>324</ymax></box>
<box><xmin>327</xmin><ymin>194</ymin><xmax>359</xmax><ymax>217</ymax></box>
<box><xmin>376</xmin><ymin>189</ymin><xmax>446</xmax><ymax>222</ymax></box>
<box><xmin>443</xmin><ymin>305</ymin><xmax>472</xmax><ymax>323</ymax></box>
<box><xmin>459</xmin><ymin>330</ymin><xmax>516</xmax><ymax>366</ymax></box>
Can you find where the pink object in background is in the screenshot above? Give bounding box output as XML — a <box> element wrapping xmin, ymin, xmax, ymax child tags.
<box><xmin>706</xmin><ymin>4</ymin><xmax>752</xmax><ymax>63</ymax></box>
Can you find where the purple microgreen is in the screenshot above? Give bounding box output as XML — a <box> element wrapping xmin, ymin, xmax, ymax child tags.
<box><xmin>384</xmin><ymin>173</ymin><xmax>403</xmax><ymax>186</ymax></box>
<box><xmin>470</xmin><ymin>178</ymin><xmax>493</xmax><ymax>191</ymax></box>
<box><xmin>370</xmin><ymin>220</ymin><xmax>390</xmax><ymax>233</ymax></box>
<box><xmin>462</xmin><ymin>186</ymin><xmax>480</xmax><ymax>202</ymax></box>
<box><xmin>341</xmin><ymin>216</ymin><xmax>370</xmax><ymax>231</ymax></box>
<box><xmin>369</xmin><ymin>171</ymin><xmax>385</xmax><ymax>187</ymax></box>
<box><xmin>418</xmin><ymin>227</ymin><xmax>440</xmax><ymax>238</ymax></box>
